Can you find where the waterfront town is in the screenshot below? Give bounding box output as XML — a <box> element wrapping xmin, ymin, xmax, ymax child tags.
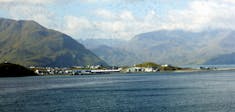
<box><xmin>28</xmin><ymin>62</ymin><xmax>194</xmax><ymax>75</ymax></box>
<box><xmin>30</xmin><ymin>65</ymin><xmax>121</xmax><ymax>75</ymax></box>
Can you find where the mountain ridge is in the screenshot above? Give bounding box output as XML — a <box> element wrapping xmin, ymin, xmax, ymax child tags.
<box><xmin>0</xmin><ymin>18</ymin><xmax>107</xmax><ymax>67</ymax></box>
<box><xmin>81</xmin><ymin>29</ymin><xmax>235</xmax><ymax>66</ymax></box>
<box><xmin>204</xmin><ymin>52</ymin><xmax>235</xmax><ymax>65</ymax></box>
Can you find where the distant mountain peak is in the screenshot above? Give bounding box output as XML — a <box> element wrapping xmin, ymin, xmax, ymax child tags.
<box><xmin>81</xmin><ymin>29</ymin><xmax>235</xmax><ymax>66</ymax></box>
<box><xmin>0</xmin><ymin>18</ymin><xmax>107</xmax><ymax>67</ymax></box>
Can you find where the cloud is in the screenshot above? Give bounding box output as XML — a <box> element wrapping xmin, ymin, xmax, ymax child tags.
<box><xmin>0</xmin><ymin>0</ymin><xmax>62</xmax><ymax>31</ymax></box>
<box><xmin>64</xmin><ymin>10</ymin><xmax>136</xmax><ymax>40</ymax></box>
<box><xmin>63</xmin><ymin>15</ymin><xmax>129</xmax><ymax>40</ymax></box>
<box><xmin>91</xmin><ymin>0</ymin><xmax>235</xmax><ymax>39</ymax></box>
<box><xmin>6</xmin><ymin>5</ymin><xmax>57</xmax><ymax>28</ymax></box>
<box><xmin>120</xmin><ymin>11</ymin><xmax>135</xmax><ymax>21</ymax></box>
<box><xmin>0</xmin><ymin>0</ymin><xmax>55</xmax><ymax>4</ymax></box>
<box><xmin>63</xmin><ymin>16</ymin><xmax>93</xmax><ymax>36</ymax></box>
<box><xmin>164</xmin><ymin>1</ymin><xmax>214</xmax><ymax>30</ymax></box>
<box><xmin>63</xmin><ymin>9</ymin><xmax>161</xmax><ymax>40</ymax></box>
<box><xmin>1</xmin><ymin>0</ymin><xmax>235</xmax><ymax>40</ymax></box>
<box><xmin>78</xmin><ymin>0</ymin><xmax>123</xmax><ymax>3</ymax></box>
<box><xmin>221</xmin><ymin>0</ymin><xmax>235</xmax><ymax>4</ymax></box>
<box><xmin>164</xmin><ymin>0</ymin><xmax>235</xmax><ymax>31</ymax></box>
<box><xmin>95</xmin><ymin>9</ymin><xmax>116</xmax><ymax>20</ymax></box>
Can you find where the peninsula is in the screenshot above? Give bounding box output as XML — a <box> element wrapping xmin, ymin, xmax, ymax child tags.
<box><xmin>0</xmin><ymin>63</ymin><xmax>38</xmax><ymax>77</ymax></box>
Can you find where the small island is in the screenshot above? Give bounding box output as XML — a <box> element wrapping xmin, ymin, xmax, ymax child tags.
<box><xmin>0</xmin><ymin>62</ymin><xmax>38</xmax><ymax>77</ymax></box>
<box><xmin>124</xmin><ymin>62</ymin><xmax>185</xmax><ymax>73</ymax></box>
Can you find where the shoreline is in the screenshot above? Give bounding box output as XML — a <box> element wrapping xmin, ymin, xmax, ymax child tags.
<box><xmin>2</xmin><ymin>67</ymin><xmax>235</xmax><ymax>77</ymax></box>
<box><xmin>35</xmin><ymin>68</ymin><xmax>235</xmax><ymax>76</ymax></box>
<box><xmin>174</xmin><ymin>68</ymin><xmax>235</xmax><ymax>73</ymax></box>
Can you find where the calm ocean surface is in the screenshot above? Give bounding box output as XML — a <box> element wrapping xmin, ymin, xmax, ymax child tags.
<box><xmin>1</xmin><ymin>71</ymin><xmax>235</xmax><ymax>112</ymax></box>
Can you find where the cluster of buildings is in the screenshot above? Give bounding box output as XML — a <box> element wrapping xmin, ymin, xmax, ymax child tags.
<box><xmin>125</xmin><ymin>67</ymin><xmax>158</xmax><ymax>73</ymax></box>
<box><xmin>29</xmin><ymin>63</ymin><xmax>179</xmax><ymax>75</ymax></box>
<box><xmin>125</xmin><ymin>64</ymin><xmax>172</xmax><ymax>73</ymax></box>
<box><xmin>29</xmin><ymin>65</ymin><xmax>121</xmax><ymax>75</ymax></box>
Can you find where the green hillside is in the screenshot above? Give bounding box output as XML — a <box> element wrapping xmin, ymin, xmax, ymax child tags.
<box><xmin>0</xmin><ymin>18</ymin><xmax>107</xmax><ymax>67</ymax></box>
<box><xmin>135</xmin><ymin>62</ymin><xmax>160</xmax><ymax>68</ymax></box>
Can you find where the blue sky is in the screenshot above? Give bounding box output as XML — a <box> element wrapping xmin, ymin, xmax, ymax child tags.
<box><xmin>0</xmin><ymin>0</ymin><xmax>235</xmax><ymax>40</ymax></box>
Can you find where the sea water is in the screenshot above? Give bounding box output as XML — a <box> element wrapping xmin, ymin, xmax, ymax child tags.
<box><xmin>1</xmin><ymin>71</ymin><xmax>235</xmax><ymax>112</ymax></box>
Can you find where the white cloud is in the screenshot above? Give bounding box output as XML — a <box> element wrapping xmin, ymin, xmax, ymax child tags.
<box><xmin>63</xmin><ymin>16</ymin><xmax>93</xmax><ymax>36</ymax></box>
<box><xmin>62</xmin><ymin>9</ymin><xmax>137</xmax><ymax>40</ymax></box>
<box><xmin>1</xmin><ymin>0</ymin><xmax>235</xmax><ymax>40</ymax></box>
<box><xmin>7</xmin><ymin>4</ymin><xmax>57</xmax><ymax>28</ymax></box>
<box><xmin>62</xmin><ymin>15</ymin><xmax>130</xmax><ymax>40</ymax></box>
<box><xmin>79</xmin><ymin>0</ymin><xmax>113</xmax><ymax>3</ymax></box>
<box><xmin>95</xmin><ymin>9</ymin><xmax>116</xmax><ymax>20</ymax></box>
<box><xmin>0</xmin><ymin>0</ymin><xmax>62</xmax><ymax>31</ymax></box>
<box><xmin>165</xmin><ymin>1</ymin><xmax>215</xmax><ymax>30</ymax></box>
<box><xmin>0</xmin><ymin>0</ymin><xmax>55</xmax><ymax>4</ymax></box>
<box><xmin>119</xmin><ymin>11</ymin><xmax>135</xmax><ymax>21</ymax></box>
<box><xmin>155</xmin><ymin>0</ymin><xmax>235</xmax><ymax>32</ymax></box>
<box><xmin>221</xmin><ymin>0</ymin><xmax>235</xmax><ymax>4</ymax></box>
<box><xmin>62</xmin><ymin>9</ymin><xmax>162</xmax><ymax>40</ymax></box>
<box><xmin>86</xmin><ymin>1</ymin><xmax>233</xmax><ymax>40</ymax></box>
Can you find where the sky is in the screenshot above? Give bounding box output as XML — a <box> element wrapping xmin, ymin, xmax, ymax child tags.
<box><xmin>0</xmin><ymin>0</ymin><xmax>235</xmax><ymax>40</ymax></box>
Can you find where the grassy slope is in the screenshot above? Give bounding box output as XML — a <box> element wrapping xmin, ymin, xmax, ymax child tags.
<box><xmin>0</xmin><ymin>18</ymin><xmax>107</xmax><ymax>67</ymax></box>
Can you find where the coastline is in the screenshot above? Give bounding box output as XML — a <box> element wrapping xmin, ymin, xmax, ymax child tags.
<box><xmin>34</xmin><ymin>67</ymin><xmax>235</xmax><ymax>76</ymax></box>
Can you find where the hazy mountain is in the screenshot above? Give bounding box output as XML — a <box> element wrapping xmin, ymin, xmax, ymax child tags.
<box><xmin>79</xmin><ymin>38</ymin><xmax>127</xmax><ymax>49</ymax></box>
<box><xmin>204</xmin><ymin>52</ymin><xmax>235</xmax><ymax>65</ymax></box>
<box><xmin>82</xmin><ymin>29</ymin><xmax>235</xmax><ymax>66</ymax></box>
<box><xmin>0</xmin><ymin>18</ymin><xmax>107</xmax><ymax>67</ymax></box>
<box><xmin>91</xmin><ymin>45</ymin><xmax>141</xmax><ymax>66</ymax></box>
<box><xmin>127</xmin><ymin>29</ymin><xmax>235</xmax><ymax>65</ymax></box>
<box><xmin>79</xmin><ymin>38</ymin><xmax>139</xmax><ymax>66</ymax></box>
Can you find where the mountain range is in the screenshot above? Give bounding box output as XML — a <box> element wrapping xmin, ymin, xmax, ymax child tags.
<box><xmin>204</xmin><ymin>52</ymin><xmax>235</xmax><ymax>65</ymax></box>
<box><xmin>0</xmin><ymin>18</ymin><xmax>107</xmax><ymax>67</ymax></box>
<box><xmin>80</xmin><ymin>29</ymin><xmax>235</xmax><ymax>66</ymax></box>
<box><xmin>1</xmin><ymin>18</ymin><xmax>234</xmax><ymax>67</ymax></box>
